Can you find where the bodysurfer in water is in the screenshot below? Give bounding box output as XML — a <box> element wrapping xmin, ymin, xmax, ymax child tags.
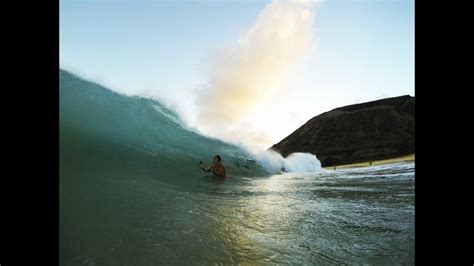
<box><xmin>200</xmin><ymin>155</ymin><xmax>227</xmax><ymax>178</ymax></box>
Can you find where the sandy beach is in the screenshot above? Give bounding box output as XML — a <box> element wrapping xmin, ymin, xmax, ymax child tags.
<box><xmin>323</xmin><ymin>154</ymin><xmax>415</xmax><ymax>170</ymax></box>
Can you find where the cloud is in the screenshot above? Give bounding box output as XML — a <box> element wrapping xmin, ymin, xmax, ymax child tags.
<box><xmin>194</xmin><ymin>0</ymin><xmax>318</xmax><ymax>150</ymax></box>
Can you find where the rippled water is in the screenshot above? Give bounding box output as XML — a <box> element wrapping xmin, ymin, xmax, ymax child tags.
<box><xmin>60</xmin><ymin>162</ymin><xmax>414</xmax><ymax>265</ymax></box>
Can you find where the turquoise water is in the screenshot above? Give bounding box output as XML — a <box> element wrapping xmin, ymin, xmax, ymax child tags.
<box><xmin>60</xmin><ymin>70</ymin><xmax>414</xmax><ymax>265</ymax></box>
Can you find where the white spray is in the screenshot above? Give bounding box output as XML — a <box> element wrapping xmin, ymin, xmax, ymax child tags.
<box><xmin>194</xmin><ymin>0</ymin><xmax>318</xmax><ymax>150</ymax></box>
<box><xmin>192</xmin><ymin>0</ymin><xmax>323</xmax><ymax>173</ymax></box>
<box><xmin>252</xmin><ymin>149</ymin><xmax>325</xmax><ymax>174</ymax></box>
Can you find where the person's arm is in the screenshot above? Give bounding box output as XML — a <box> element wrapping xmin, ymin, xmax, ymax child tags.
<box><xmin>199</xmin><ymin>162</ymin><xmax>211</xmax><ymax>173</ymax></box>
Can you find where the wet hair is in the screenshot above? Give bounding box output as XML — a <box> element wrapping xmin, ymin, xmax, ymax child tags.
<box><xmin>214</xmin><ymin>155</ymin><xmax>221</xmax><ymax>162</ymax></box>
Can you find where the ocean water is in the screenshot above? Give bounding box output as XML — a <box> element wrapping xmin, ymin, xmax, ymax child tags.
<box><xmin>60</xmin><ymin>70</ymin><xmax>414</xmax><ymax>265</ymax></box>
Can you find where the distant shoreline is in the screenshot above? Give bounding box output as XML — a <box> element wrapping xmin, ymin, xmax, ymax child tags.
<box><xmin>323</xmin><ymin>154</ymin><xmax>415</xmax><ymax>170</ymax></box>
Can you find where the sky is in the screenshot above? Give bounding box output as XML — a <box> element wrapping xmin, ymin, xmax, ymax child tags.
<box><xmin>60</xmin><ymin>0</ymin><xmax>414</xmax><ymax>151</ymax></box>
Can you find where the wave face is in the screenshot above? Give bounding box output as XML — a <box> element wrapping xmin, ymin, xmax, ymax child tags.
<box><xmin>60</xmin><ymin>70</ymin><xmax>269</xmax><ymax>188</ymax></box>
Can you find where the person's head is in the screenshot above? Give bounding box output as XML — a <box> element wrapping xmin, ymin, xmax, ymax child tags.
<box><xmin>213</xmin><ymin>155</ymin><xmax>221</xmax><ymax>164</ymax></box>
